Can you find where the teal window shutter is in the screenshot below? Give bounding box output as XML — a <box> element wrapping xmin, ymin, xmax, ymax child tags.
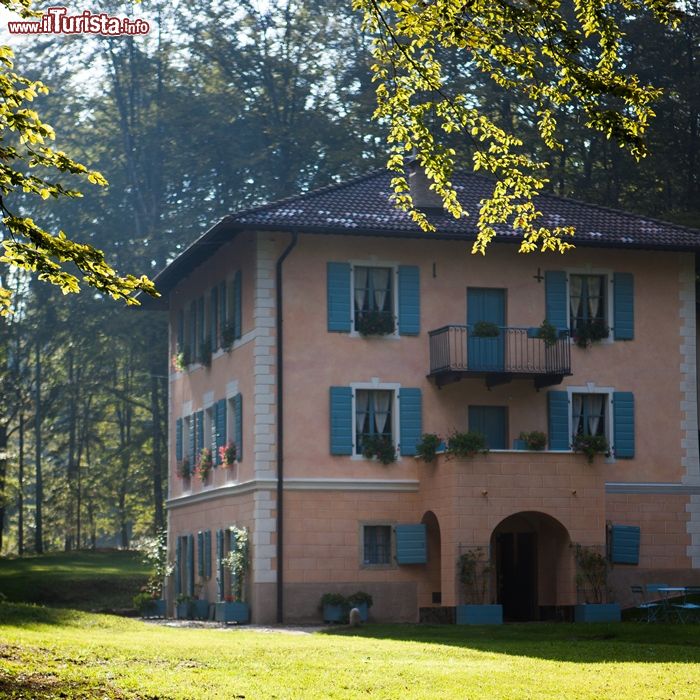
<box><xmin>177</xmin><ymin>309</ymin><xmax>184</xmax><ymax>350</ymax></box>
<box><xmin>610</xmin><ymin>524</ymin><xmax>640</xmax><ymax>564</ymax></box>
<box><xmin>219</xmin><ymin>281</ymin><xmax>227</xmax><ymax>335</ymax></box>
<box><xmin>613</xmin><ymin>392</ymin><xmax>635</xmax><ymax>458</ymax></box>
<box><xmin>204</xmin><ymin>530</ymin><xmax>212</xmax><ymax>578</ymax></box>
<box><xmin>327</xmin><ymin>262</ymin><xmax>351</xmax><ymax>332</ymax></box>
<box><xmin>399</xmin><ymin>388</ymin><xmax>422</xmax><ymax>456</ymax></box>
<box><xmin>398</xmin><ymin>266</ymin><xmax>420</xmax><ymax>335</ymax></box>
<box><xmin>233</xmin><ymin>394</ymin><xmax>243</xmax><ymax>461</ymax></box>
<box><xmin>175</xmin><ymin>536</ymin><xmax>182</xmax><ymax>594</ymax></box>
<box><xmin>216</xmin><ymin>529</ymin><xmax>224</xmax><ymax>601</ymax></box>
<box><xmin>545</xmin><ymin>271</ymin><xmax>568</xmax><ymax>332</ymax></box>
<box><xmin>613</xmin><ymin>273</ymin><xmax>634</xmax><ymax>340</ymax></box>
<box><xmin>188</xmin><ymin>416</ymin><xmax>195</xmax><ymax>464</ymax></box>
<box><xmin>196</xmin><ymin>411</ymin><xmax>204</xmax><ymax>456</ymax></box>
<box><xmin>175</xmin><ymin>418</ymin><xmax>183</xmax><ymax>461</ymax></box>
<box><xmin>210</xmin><ymin>287</ymin><xmax>218</xmax><ymax>349</ymax></box>
<box><xmin>395</xmin><ymin>524</ymin><xmax>427</xmax><ymax>564</ymax></box>
<box><xmin>468</xmin><ymin>406</ymin><xmax>507</xmax><ymax>449</ymax></box>
<box><xmin>187</xmin><ymin>534</ymin><xmax>195</xmax><ymax>596</ymax></box>
<box><xmin>330</xmin><ymin>386</ymin><xmax>353</xmax><ymax>455</ymax></box>
<box><xmin>189</xmin><ymin>302</ymin><xmax>197</xmax><ymax>357</ymax></box>
<box><xmin>197</xmin><ymin>531</ymin><xmax>204</xmax><ymax>577</ymax></box>
<box><xmin>198</xmin><ymin>296</ymin><xmax>205</xmax><ymax>349</ymax></box>
<box><xmin>233</xmin><ymin>270</ymin><xmax>242</xmax><ymax>340</ymax></box>
<box><xmin>215</xmin><ymin>399</ymin><xmax>227</xmax><ymax>465</ymax></box>
<box><xmin>548</xmin><ymin>391</ymin><xmax>570</xmax><ymax>450</ymax></box>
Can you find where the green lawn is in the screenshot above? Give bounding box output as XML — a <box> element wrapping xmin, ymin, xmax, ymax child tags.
<box><xmin>1</xmin><ymin>603</ymin><xmax>700</xmax><ymax>699</ymax></box>
<box><xmin>0</xmin><ymin>551</ymin><xmax>149</xmax><ymax>611</ymax></box>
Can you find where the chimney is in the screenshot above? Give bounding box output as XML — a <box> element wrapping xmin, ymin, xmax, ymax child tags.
<box><xmin>407</xmin><ymin>158</ymin><xmax>443</xmax><ymax>210</ymax></box>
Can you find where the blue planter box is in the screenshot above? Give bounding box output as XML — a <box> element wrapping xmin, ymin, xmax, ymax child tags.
<box><xmin>512</xmin><ymin>439</ymin><xmax>526</xmax><ymax>450</ymax></box>
<box><xmin>140</xmin><ymin>599</ymin><xmax>166</xmax><ymax>619</ymax></box>
<box><xmin>175</xmin><ymin>601</ymin><xmax>192</xmax><ymax>620</ymax></box>
<box><xmin>191</xmin><ymin>600</ymin><xmax>210</xmax><ymax>620</ymax></box>
<box><xmin>323</xmin><ymin>603</ymin><xmax>346</xmax><ymax>623</ymax></box>
<box><xmin>574</xmin><ymin>604</ymin><xmax>621</xmax><ymax>623</ymax></box>
<box><xmin>214</xmin><ymin>601</ymin><xmax>250</xmax><ymax>624</ymax></box>
<box><xmin>456</xmin><ymin>604</ymin><xmax>503</xmax><ymax>625</ymax></box>
<box><xmin>347</xmin><ymin>602</ymin><xmax>369</xmax><ymax>622</ymax></box>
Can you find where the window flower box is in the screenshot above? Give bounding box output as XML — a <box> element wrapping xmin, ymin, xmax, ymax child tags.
<box><xmin>214</xmin><ymin>601</ymin><xmax>250</xmax><ymax>624</ymax></box>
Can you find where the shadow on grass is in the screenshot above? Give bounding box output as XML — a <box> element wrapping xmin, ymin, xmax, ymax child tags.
<box><xmin>321</xmin><ymin>622</ymin><xmax>700</xmax><ymax>664</ymax></box>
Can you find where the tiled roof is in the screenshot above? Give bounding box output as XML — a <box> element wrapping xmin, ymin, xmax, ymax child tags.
<box><xmin>230</xmin><ymin>168</ymin><xmax>700</xmax><ymax>250</ymax></box>
<box><xmin>144</xmin><ymin>168</ymin><xmax>700</xmax><ymax>307</ymax></box>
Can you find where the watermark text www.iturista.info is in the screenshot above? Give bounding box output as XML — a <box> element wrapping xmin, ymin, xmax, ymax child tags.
<box><xmin>8</xmin><ymin>6</ymin><xmax>150</xmax><ymax>35</ymax></box>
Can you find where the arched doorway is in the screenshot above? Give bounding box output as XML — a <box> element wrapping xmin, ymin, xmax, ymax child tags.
<box><xmin>421</xmin><ymin>511</ymin><xmax>442</xmax><ymax>607</ymax></box>
<box><xmin>491</xmin><ymin>512</ymin><xmax>571</xmax><ymax>621</ymax></box>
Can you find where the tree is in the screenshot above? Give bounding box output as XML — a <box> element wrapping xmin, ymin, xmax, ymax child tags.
<box><xmin>356</xmin><ymin>0</ymin><xmax>682</xmax><ymax>254</ymax></box>
<box><xmin>0</xmin><ymin>0</ymin><xmax>157</xmax><ymax>314</ymax></box>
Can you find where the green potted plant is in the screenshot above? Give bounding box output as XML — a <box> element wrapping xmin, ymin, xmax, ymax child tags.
<box><xmin>446</xmin><ymin>431</ymin><xmax>488</xmax><ymax>459</ymax></box>
<box><xmin>361</xmin><ymin>435</ymin><xmax>396</xmax><ymax>465</ymax></box>
<box><xmin>572</xmin><ymin>544</ymin><xmax>620</xmax><ymax>622</ymax></box>
<box><xmin>320</xmin><ymin>592</ymin><xmax>348</xmax><ymax>623</ymax></box>
<box><xmin>516</xmin><ymin>431</ymin><xmax>547</xmax><ymax>451</ymax></box>
<box><xmin>535</xmin><ymin>319</ymin><xmax>558</xmax><ymax>347</ymax></box>
<box><xmin>191</xmin><ymin>581</ymin><xmax>210</xmax><ymax>620</ymax></box>
<box><xmin>195</xmin><ymin>448</ymin><xmax>213</xmax><ymax>481</ymax></box>
<box><xmin>573</xmin><ymin>320</ymin><xmax>609</xmax><ymax>348</ymax></box>
<box><xmin>346</xmin><ymin>591</ymin><xmax>373</xmax><ymax>622</ymax></box>
<box><xmin>133</xmin><ymin>530</ymin><xmax>171</xmax><ymax>618</ymax></box>
<box><xmin>356</xmin><ymin>310</ymin><xmax>395</xmax><ymax>336</ymax></box>
<box><xmin>219</xmin><ymin>441</ymin><xmax>237</xmax><ymax>468</ymax></box>
<box><xmin>471</xmin><ymin>320</ymin><xmax>500</xmax><ymax>338</ymax></box>
<box><xmin>572</xmin><ymin>434</ymin><xmax>609</xmax><ymax>463</ymax></box>
<box><xmin>455</xmin><ymin>547</ymin><xmax>502</xmax><ymax>625</ymax></box>
<box><xmin>171</xmin><ymin>349</ymin><xmax>186</xmax><ymax>373</ymax></box>
<box><xmin>416</xmin><ymin>433</ymin><xmax>442</xmax><ymax>463</ymax></box>
<box><xmin>215</xmin><ymin>525</ymin><xmax>250</xmax><ymax>624</ymax></box>
<box><xmin>176</xmin><ymin>458</ymin><xmax>191</xmax><ymax>479</ymax></box>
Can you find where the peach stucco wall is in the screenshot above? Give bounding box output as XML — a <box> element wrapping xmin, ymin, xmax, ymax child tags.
<box><xmin>165</xmin><ymin>228</ymin><xmax>696</xmax><ymax>621</ymax></box>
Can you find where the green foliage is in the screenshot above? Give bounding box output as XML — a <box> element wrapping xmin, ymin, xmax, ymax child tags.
<box><xmin>356</xmin><ymin>0</ymin><xmax>679</xmax><ymax>254</ymax></box>
<box><xmin>572</xmin><ymin>543</ymin><xmax>609</xmax><ymax>604</ymax></box>
<box><xmin>347</xmin><ymin>591</ymin><xmax>374</xmax><ymax>609</ymax></box>
<box><xmin>222</xmin><ymin>525</ymin><xmax>249</xmax><ymax>602</ymax></box>
<box><xmin>537</xmin><ymin>320</ymin><xmax>559</xmax><ymax>348</ymax></box>
<box><xmin>356</xmin><ymin>310</ymin><xmax>395</xmax><ymax>336</ymax></box>
<box><xmin>176</xmin><ymin>458</ymin><xmax>191</xmax><ymax>479</ymax></box>
<box><xmin>361</xmin><ymin>434</ymin><xmax>397</xmax><ymax>464</ymax></box>
<box><xmin>195</xmin><ymin>449</ymin><xmax>213</xmax><ymax>481</ymax></box>
<box><xmin>573</xmin><ymin>320</ymin><xmax>610</xmax><ymax>348</ymax></box>
<box><xmin>222</xmin><ymin>322</ymin><xmax>237</xmax><ymax>351</ymax></box>
<box><xmin>458</xmin><ymin>547</ymin><xmax>491</xmax><ymax>604</ymax></box>
<box><xmin>472</xmin><ymin>320</ymin><xmax>500</xmax><ymax>338</ymax></box>
<box><xmin>0</xmin><ymin>1</ymin><xmax>158</xmax><ymax>313</ymax></box>
<box><xmin>572</xmin><ymin>434</ymin><xmax>609</xmax><ymax>463</ymax></box>
<box><xmin>171</xmin><ymin>350</ymin><xmax>186</xmax><ymax>373</ymax></box>
<box><xmin>132</xmin><ymin>591</ymin><xmax>158</xmax><ymax>613</ymax></box>
<box><xmin>320</xmin><ymin>592</ymin><xmax>347</xmax><ymax>607</ymax></box>
<box><xmin>133</xmin><ymin>530</ymin><xmax>172</xmax><ymax>599</ymax></box>
<box><xmin>518</xmin><ymin>431</ymin><xmax>547</xmax><ymax>451</ymax></box>
<box><xmin>446</xmin><ymin>431</ymin><xmax>488</xmax><ymax>459</ymax></box>
<box><xmin>416</xmin><ymin>433</ymin><xmax>442</xmax><ymax>463</ymax></box>
<box><xmin>219</xmin><ymin>441</ymin><xmax>237</xmax><ymax>467</ymax></box>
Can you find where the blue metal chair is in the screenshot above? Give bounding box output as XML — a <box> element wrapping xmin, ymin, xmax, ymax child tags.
<box><xmin>672</xmin><ymin>586</ymin><xmax>700</xmax><ymax>623</ymax></box>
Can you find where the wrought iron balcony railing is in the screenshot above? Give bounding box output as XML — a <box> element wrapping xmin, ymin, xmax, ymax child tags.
<box><xmin>428</xmin><ymin>325</ymin><xmax>572</xmax><ymax>389</ymax></box>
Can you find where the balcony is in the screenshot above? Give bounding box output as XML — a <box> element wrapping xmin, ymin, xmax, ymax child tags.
<box><xmin>428</xmin><ymin>325</ymin><xmax>572</xmax><ymax>389</ymax></box>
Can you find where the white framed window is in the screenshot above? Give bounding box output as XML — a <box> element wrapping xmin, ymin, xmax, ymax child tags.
<box><xmin>566</xmin><ymin>268</ymin><xmax>613</xmax><ymax>341</ymax></box>
<box><xmin>566</xmin><ymin>384</ymin><xmax>613</xmax><ymax>447</ymax></box>
<box><xmin>350</xmin><ymin>261</ymin><xmax>399</xmax><ymax>337</ymax></box>
<box><xmin>350</xmin><ymin>381</ymin><xmax>400</xmax><ymax>458</ymax></box>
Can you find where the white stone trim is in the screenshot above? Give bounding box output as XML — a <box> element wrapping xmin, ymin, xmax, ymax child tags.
<box><xmin>253</xmin><ymin>489</ymin><xmax>276</xmax><ymax>583</ymax></box>
<box><xmin>165</xmin><ymin>477</ymin><xmax>421</xmax><ymax>509</ymax></box>
<box><xmin>679</xmin><ymin>256</ymin><xmax>700</xmax><ymax>566</ymax></box>
<box><xmin>253</xmin><ymin>237</ymin><xmax>277</xmax><ymax>481</ymax></box>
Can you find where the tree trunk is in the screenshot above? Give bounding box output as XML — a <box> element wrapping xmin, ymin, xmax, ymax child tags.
<box><xmin>35</xmin><ymin>341</ymin><xmax>43</xmax><ymax>554</ymax></box>
<box><xmin>150</xmin><ymin>368</ymin><xmax>164</xmax><ymax>531</ymax></box>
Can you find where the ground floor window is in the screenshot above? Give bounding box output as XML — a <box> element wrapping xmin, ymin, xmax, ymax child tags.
<box><xmin>363</xmin><ymin>525</ymin><xmax>392</xmax><ymax>566</ymax></box>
